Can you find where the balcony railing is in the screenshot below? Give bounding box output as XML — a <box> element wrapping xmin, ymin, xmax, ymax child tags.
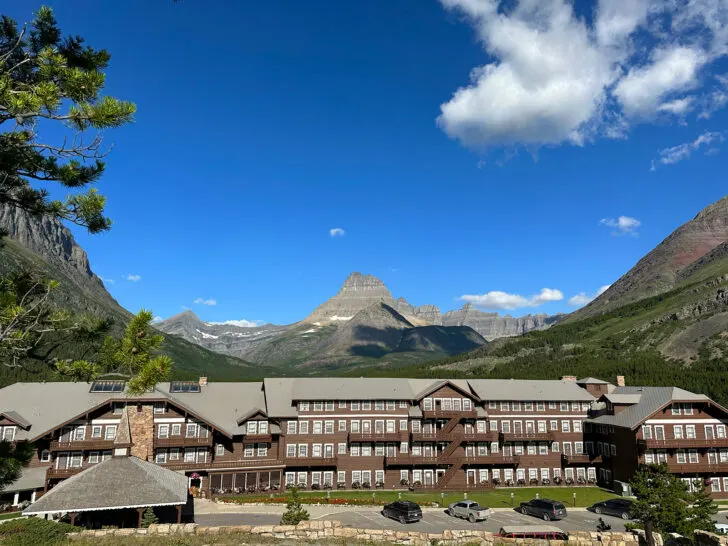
<box><xmin>669</xmin><ymin>461</ymin><xmax>728</xmax><ymax>473</ymax></box>
<box><xmin>50</xmin><ymin>439</ymin><xmax>116</xmax><ymax>451</ymax></box>
<box><xmin>639</xmin><ymin>438</ymin><xmax>728</xmax><ymax>449</ymax></box>
<box><xmin>348</xmin><ymin>431</ymin><xmax>407</xmax><ymax>442</ymax></box>
<box><xmin>154</xmin><ymin>436</ymin><xmax>213</xmax><ymax>448</ymax></box>
<box><xmin>457</xmin><ymin>454</ymin><xmax>521</xmax><ymax>466</ymax></box>
<box><xmin>462</xmin><ymin>431</ymin><xmax>499</xmax><ymax>442</ymax></box>
<box><xmin>242</xmin><ymin>434</ymin><xmax>273</xmax><ymax>444</ymax></box>
<box><xmin>384</xmin><ymin>454</ymin><xmax>441</xmax><ymax>466</ymax></box>
<box><xmin>500</xmin><ymin>432</ymin><xmax>554</xmax><ymax>442</ymax></box>
<box><xmin>562</xmin><ymin>453</ymin><xmax>602</xmax><ymax>465</ymax></box>
<box><xmin>46</xmin><ymin>467</ymin><xmax>83</xmax><ymax>479</ymax></box>
<box><xmin>160</xmin><ymin>458</ymin><xmax>284</xmax><ymax>471</ymax></box>
<box><xmin>411</xmin><ymin>431</ymin><xmax>458</xmax><ymax>442</ymax></box>
<box><xmin>283</xmin><ymin>456</ymin><xmax>337</xmax><ymax>467</ymax></box>
<box><xmin>422</xmin><ymin>409</ymin><xmax>478</xmax><ymax>420</ymax></box>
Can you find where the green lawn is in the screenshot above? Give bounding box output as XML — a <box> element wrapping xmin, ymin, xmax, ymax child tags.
<box><xmin>220</xmin><ymin>487</ymin><xmax>618</xmax><ymax>508</ymax></box>
<box><xmin>0</xmin><ymin>512</ymin><xmax>23</xmax><ymax>521</ymax></box>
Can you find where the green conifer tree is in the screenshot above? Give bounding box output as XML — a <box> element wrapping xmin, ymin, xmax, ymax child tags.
<box><xmin>280</xmin><ymin>487</ymin><xmax>310</xmax><ymax>525</ymax></box>
<box><xmin>140</xmin><ymin>507</ymin><xmax>159</xmax><ymax>528</ymax></box>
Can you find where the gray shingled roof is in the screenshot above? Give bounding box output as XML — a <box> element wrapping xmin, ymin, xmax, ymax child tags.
<box><xmin>1</xmin><ymin>411</ymin><xmax>31</xmax><ymax>429</ymax></box>
<box><xmin>23</xmin><ymin>456</ymin><xmax>188</xmax><ymax>514</ymax></box>
<box><xmin>588</xmin><ymin>386</ymin><xmax>712</xmax><ymax>429</ymax></box>
<box><xmin>4</xmin><ymin>466</ymin><xmax>46</xmax><ymax>493</ymax></box>
<box><xmin>603</xmin><ymin>393</ymin><xmax>642</xmax><ymax>404</ymax></box>
<box><xmin>290</xmin><ymin>378</ymin><xmax>415</xmax><ymax>400</ymax></box>
<box><xmin>468</xmin><ymin>379</ymin><xmax>595</xmax><ymax>402</ymax></box>
<box><xmin>263</xmin><ymin>378</ymin><xmax>298</xmax><ymax>418</ymax></box>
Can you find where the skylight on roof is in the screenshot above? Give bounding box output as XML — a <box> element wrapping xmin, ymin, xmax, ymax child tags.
<box><xmin>90</xmin><ymin>380</ymin><xmax>125</xmax><ymax>393</ymax></box>
<box><xmin>170</xmin><ymin>381</ymin><xmax>201</xmax><ymax>393</ymax></box>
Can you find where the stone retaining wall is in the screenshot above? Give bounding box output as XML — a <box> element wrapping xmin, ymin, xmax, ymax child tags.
<box><xmin>694</xmin><ymin>530</ymin><xmax>728</xmax><ymax>546</ymax></box>
<box><xmin>67</xmin><ymin>520</ymin><xmax>661</xmax><ymax>545</ymax></box>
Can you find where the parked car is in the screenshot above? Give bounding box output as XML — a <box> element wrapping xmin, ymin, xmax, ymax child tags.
<box><xmin>447</xmin><ymin>500</ymin><xmax>492</xmax><ymax>523</ymax></box>
<box><xmin>382</xmin><ymin>500</ymin><xmax>423</xmax><ymax>524</ymax></box>
<box><xmin>589</xmin><ymin>498</ymin><xmax>633</xmax><ymax>520</ymax></box>
<box><xmin>519</xmin><ymin>499</ymin><xmax>567</xmax><ymax>521</ymax></box>
<box><xmin>715</xmin><ymin>523</ymin><xmax>728</xmax><ymax>535</ymax></box>
<box><xmin>500</xmin><ymin>525</ymin><xmax>569</xmax><ymax>540</ymax></box>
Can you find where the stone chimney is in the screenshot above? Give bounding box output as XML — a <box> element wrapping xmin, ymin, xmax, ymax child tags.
<box><xmin>561</xmin><ymin>375</ymin><xmax>577</xmax><ymax>382</ymax></box>
<box><xmin>616</xmin><ymin>375</ymin><xmax>625</xmax><ymax>387</ymax></box>
<box><xmin>128</xmin><ymin>403</ymin><xmax>155</xmax><ymax>462</ymax></box>
<box><xmin>199</xmin><ymin>377</ymin><xmax>208</xmax><ymax>386</ymax></box>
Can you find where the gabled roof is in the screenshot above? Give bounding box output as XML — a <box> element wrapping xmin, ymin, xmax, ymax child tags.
<box><xmin>264</xmin><ymin>378</ymin><xmax>298</xmax><ymax>418</ymax></box>
<box><xmin>236</xmin><ymin>407</ymin><xmax>267</xmax><ymax>426</ymax></box>
<box><xmin>3</xmin><ymin>466</ymin><xmax>46</xmax><ymax>493</ymax></box>
<box><xmin>588</xmin><ymin>386</ymin><xmax>713</xmax><ymax>429</ymax></box>
<box><xmin>577</xmin><ymin>377</ymin><xmax>609</xmax><ymax>385</ymax></box>
<box><xmin>0</xmin><ymin>410</ymin><xmax>31</xmax><ymax>429</ymax></box>
<box><xmin>23</xmin><ymin>456</ymin><xmax>188</xmax><ymax>515</ymax></box>
<box><xmin>468</xmin><ymin>379</ymin><xmax>595</xmax><ymax>402</ymax></box>
<box><xmin>603</xmin><ymin>393</ymin><xmax>642</xmax><ymax>404</ymax></box>
<box><xmin>409</xmin><ymin>379</ymin><xmax>477</xmax><ymax>401</ymax></box>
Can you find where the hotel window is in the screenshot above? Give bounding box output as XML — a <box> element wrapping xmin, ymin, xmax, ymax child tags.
<box><xmin>286</xmin><ymin>444</ymin><xmax>296</xmax><ymax>457</ymax></box>
<box><xmin>297</xmin><ymin>472</ymin><xmax>308</xmax><ymax>486</ymax></box>
<box><xmin>89</xmin><ymin>451</ymin><xmax>100</xmax><ymax>464</ymax></box>
<box><xmin>287</xmin><ymin>421</ymin><xmax>297</xmax><ymax>434</ymax></box>
<box><xmin>645</xmin><ymin>450</ymin><xmax>655</xmax><ymax>464</ymax></box>
<box><xmin>311</xmin><ymin>472</ymin><xmax>321</xmax><ymax>486</ymax></box>
<box><xmin>539</xmin><ymin>444</ymin><xmax>548</xmax><ymax>455</ymax></box>
<box><xmin>312</xmin><ymin>444</ymin><xmax>322</xmax><ymax>457</ymax></box>
<box><xmin>502</xmin><ymin>421</ymin><xmax>510</xmax><ymax>433</ymax></box>
<box><xmin>423</xmin><ymin>399</ymin><xmax>433</xmax><ymax>411</ymax></box>
<box><xmin>185</xmin><ymin>423</ymin><xmax>198</xmax><ymax>438</ymax></box>
<box><xmin>671</xmin><ymin>403</ymin><xmax>682</xmax><ymax>415</ymax></box>
<box><xmin>477</xmin><ymin>443</ymin><xmax>488</xmax><ymax>456</ymax></box>
<box><xmin>362</xmin><ymin>444</ymin><xmax>372</xmax><ymax>457</ymax></box>
<box><xmin>688</xmin><ymin>449</ymin><xmax>699</xmax><ymax>463</ymax></box>
<box><xmin>400</xmin><ymin>442</ymin><xmax>408</xmax><ymax>453</ymax></box>
<box><xmin>490</xmin><ymin>441</ymin><xmax>498</xmax><ymax>453</ymax></box>
<box><xmin>550</xmin><ymin>420</ymin><xmax>558</xmax><ymax>431</ymax></box>
<box><xmin>399</xmin><ymin>401</ymin><xmax>408</xmax><ymax>409</ymax></box>
<box><xmin>610</xmin><ymin>444</ymin><xmax>617</xmax><ymax>456</ymax></box>
<box><xmin>169</xmin><ymin>448</ymin><xmax>180</xmax><ymax>461</ymax></box>
<box><xmin>677</xmin><ymin>450</ymin><xmax>687</xmax><ymax>464</ymax></box>
<box><xmin>705</xmin><ymin>425</ymin><xmax>716</xmax><ymax>440</ymax></box>
<box><xmin>642</xmin><ymin>425</ymin><xmax>652</xmax><ymax>439</ymax></box>
<box><xmin>399</xmin><ymin>420</ymin><xmax>408</xmax><ymax>431</ymax></box>
<box><xmin>299</xmin><ymin>401</ymin><xmax>309</xmax><ymax>411</ymax></box>
<box><xmin>575</xmin><ymin>442</ymin><xmax>583</xmax><ymax>454</ymax></box>
<box><xmin>351</xmin><ymin>444</ymin><xmax>360</xmax><ymax>456</ymax></box>
<box><xmin>112</xmin><ymin>402</ymin><xmax>124</xmax><ymax>415</ymax></box>
<box><xmin>298</xmin><ymin>444</ymin><xmax>308</xmax><ymax>457</ymax></box>
<box><xmin>674</xmin><ymin>425</ymin><xmax>684</xmax><ymax>439</ymax></box>
<box><xmin>352</xmin><ymin>470</ymin><xmax>362</xmax><ymax>484</ymax></box>
<box><xmin>313</xmin><ymin>421</ymin><xmax>323</xmax><ymax>434</ymax></box>
<box><xmin>338</xmin><ymin>420</ymin><xmax>346</xmax><ymax>432</ymax></box>
<box><xmin>105</xmin><ymin>425</ymin><xmax>117</xmax><ymax>440</ymax></box>
<box><xmin>538</xmin><ymin>421</ymin><xmax>547</xmax><ymax>433</ymax></box>
<box><xmin>721</xmin><ymin>449</ymin><xmax>728</xmax><ymax>463</ymax></box>
<box><xmin>573</xmin><ymin>421</ymin><xmax>582</xmax><ymax>433</ymax></box>
<box><xmin>561</xmin><ymin>421</ymin><xmax>571</xmax><ymax>433</ymax></box>
<box><xmin>362</xmin><ymin>401</ymin><xmax>371</xmax><ymax>410</ymax></box>
<box><xmin>325</xmin><ymin>401</ymin><xmax>334</xmax><ymax>412</ymax></box>
<box><xmin>91</xmin><ymin>425</ymin><xmax>102</xmax><ymax>438</ymax></box>
<box><xmin>686</xmin><ymin>425</ymin><xmax>696</xmax><ymax>439</ymax></box>
<box><xmin>724</xmin><ymin>478</ymin><xmax>728</xmax><ymax>494</ymax></box>
<box><xmin>490</xmin><ymin>420</ymin><xmax>498</xmax><ymax>432</ymax></box>
<box><xmin>560</xmin><ymin>402</ymin><xmax>569</xmax><ymax>412</ymax></box>
<box><xmin>375</xmin><ymin>444</ymin><xmax>385</xmax><ymax>456</ymax></box>
<box><xmin>500</xmin><ymin>402</ymin><xmax>510</xmax><ymax>411</ymax></box>
<box><xmin>314</xmin><ymin>401</ymin><xmax>323</xmax><ymax>411</ymax></box>
<box><xmin>216</xmin><ymin>444</ymin><xmax>224</xmax><ymax>456</ymax></box>
<box><xmin>351</xmin><ymin>401</ymin><xmax>360</xmax><ymax>411</ymax></box>
<box><xmin>683</xmin><ymin>403</ymin><xmax>694</xmax><ymax>415</ymax></box>
<box><xmin>260</xmin><ymin>421</ymin><xmax>269</xmax><ymax>434</ymax></box>
<box><xmin>247</xmin><ymin>421</ymin><xmax>258</xmax><ymax>435</ymax></box>
<box><xmin>153</xmin><ymin>402</ymin><xmax>165</xmax><ymax>414</ymax></box>
<box><xmin>40</xmin><ymin>449</ymin><xmax>51</xmax><ymax>462</ymax></box>
<box><xmin>155</xmin><ymin>451</ymin><xmax>167</xmax><ymax>464</ymax></box>
<box><xmin>325</xmin><ymin>421</ymin><xmax>334</xmax><ymax>434</ymax></box>
<box><xmin>375</xmin><ymin>400</ymin><xmax>384</xmax><ymax>410</ymax></box>
<box><xmin>442</xmin><ymin>399</ymin><xmax>452</xmax><ymax>411</ymax></box>
<box><xmin>411</xmin><ymin>443</ymin><xmax>421</xmax><ymax>455</ymax></box>
<box><xmin>338</xmin><ymin>401</ymin><xmax>346</xmax><ymax>409</ymax></box>
<box><xmin>182</xmin><ymin>449</ymin><xmax>195</xmax><ymax>462</ymax></box>
<box><xmin>476</xmin><ymin>420</ymin><xmax>486</xmax><ymax>433</ymax></box>
<box><xmin>463</xmin><ymin>399</ymin><xmax>472</xmax><ymax>411</ymax></box>
<box><xmin>386</xmin><ymin>400</ymin><xmax>395</xmax><ymax>410</ymax></box>
<box><xmin>512</xmin><ymin>402</ymin><xmax>521</xmax><ymax>411</ymax></box>
<box><xmin>586</xmin><ymin>441</ymin><xmax>594</xmax><ymax>454</ymax></box>
<box><xmin>171</xmin><ymin>424</ymin><xmax>181</xmax><ymax>436</ymax></box>
<box><xmin>244</xmin><ymin>444</ymin><xmax>254</xmax><ymax>457</ymax></box>
<box><xmin>549</xmin><ymin>402</ymin><xmax>556</xmax><ymax>409</ymax></box>
<box><xmin>338</xmin><ymin>471</ymin><xmax>346</xmax><ymax>484</ymax></box>
<box><xmin>514</xmin><ymin>443</ymin><xmax>524</xmax><ymax>455</ymax></box>
<box><xmin>524</xmin><ymin>402</ymin><xmax>533</xmax><ymax>411</ymax></box>
<box><xmin>488</xmin><ymin>401</ymin><xmax>496</xmax><ymax>409</ymax></box>
<box><xmin>386</xmin><ymin>420</ymin><xmax>396</xmax><ymax>433</ymax></box>
<box><xmin>338</xmin><ymin>443</ymin><xmax>347</xmax><ymax>455</ymax></box>
<box><xmin>571</xmin><ymin>402</ymin><xmax>579</xmax><ymax>411</ymax></box>
<box><xmin>158</xmin><ymin>424</ymin><xmax>169</xmax><ymax>438</ymax></box>
<box><xmin>536</xmin><ymin>402</ymin><xmax>545</xmax><ymax>411</ymax></box>
<box><xmin>453</xmin><ymin>399</ymin><xmax>462</xmax><ymax>411</ymax></box>
<box><xmin>411</xmin><ymin>421</ymin><xmax>421</xmax><ymax>433</ymax></box>
<box><xmin>350</xmin><ymin>420</ymin><xmax>360</xmax><ymax>433</ymax></box>
<box><xmin>551</xmin><ymin>442</ymin><xmax>560</xmax><ymax>453</ymax></box>
<box><xmin>297</xmin><ymin>421</ymin><xmax>308</xmax><ymax>434</ymax></box>
<box><xmin>711</xmin><ymin>478</ymin><xmax>721</xmax><ymax>493</ymax></box>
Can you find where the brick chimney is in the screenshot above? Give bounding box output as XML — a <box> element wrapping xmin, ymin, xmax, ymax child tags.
<box><xmin>561</xmin><ymin>375</ymin><xmax>577</xmax><ymax>382</ymax></box>
<box><xmin>199</xmin><ymin>376</ymin><xmax>208</xmax><ymax>386</ymax></box>
<box><xmin>616</xmin><ymin>375</ymin><xmax>625</xmax><ymax>387</ymax></box>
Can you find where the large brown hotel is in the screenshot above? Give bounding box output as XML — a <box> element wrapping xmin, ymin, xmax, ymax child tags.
<box><xmin>2</xmin><ymin>375</ymin><xmax>728</xmax><ymax>505</ymax></box>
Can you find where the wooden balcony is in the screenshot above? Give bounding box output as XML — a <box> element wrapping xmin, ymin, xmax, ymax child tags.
<box><xmin>462</xmin><ymin>431</ymin><xmax>499</xmax><ymax>442</ymax></box>
<box><xmin>160</xmin><ymin>458</ymin><xmax>284</xmax><ymax>471</ymax></box>
<box><xmin>242</xmin><ymin>434</ymin><xmax>273</xmax><ymax>444</ymax></box>
<box><xmin>50</xmin><ymin>439</ymin><xmax>116</xmax><ymax>451</ymax></box>
<box><xmin>154</xmin><ymin>436</ymin><xmax>213</xmax><ymax>448</ymax></box>
<box><xmin>458</xmin><ymin>454</ymin><xmax>521</xmax><ymax>466</ymax></box>
<box><xmin>384</xmin><ymin>455</ymin><xmax>441</xmax><ymax>466</ymax></box>
<box><xmin>422</xmin><ymin>409</ymin><xmax>478</xmax><ymax>420</ymax></box>
<box><xmin>562</xmin><ymin>453</ymin><xmax>602</xmax><ymax>465</ymax></box>
<box><xmin>348</xmin><ymin>431</ymin><xmax>407</xmax><ymax>443</ymax></box>
<box><xmin>46</xmin><ymin>467</ymin><xmax>83</xmax><ymax>480</ymax></box>
<box><xmin>639</xmin><ymin>438</ymin><xmax>728</xmax><ymax>449</ymax></box>
<box><xmin>283</xmin><ymin>456</ymin><xmax>337</xmax><ymax>467</ymax></box>
<box><xmin>500</xmin><ymin>432</ymin><xmax>553</xmax><ymax>442</ymax></box>
<box><xmin>669</xmin><ymin>461</ymin><xmax>728</xmax><ymax>474</ymax></box>
<box><xmin>411</xmin><ymin>431</ymin><xmax>458</xmax><ymax>442</ymax></box>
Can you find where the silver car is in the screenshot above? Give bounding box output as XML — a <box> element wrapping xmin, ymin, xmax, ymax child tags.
<box><xmin>447</xmin><ymin>500</ymin><xmax>492</xmax><ymax>523</ymax></box>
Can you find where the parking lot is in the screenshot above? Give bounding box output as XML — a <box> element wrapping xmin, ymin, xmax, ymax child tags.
<box><xmin>195</xmin><ymin>508</ymin><xmax>629</xmax><ymax>533</ymax></box>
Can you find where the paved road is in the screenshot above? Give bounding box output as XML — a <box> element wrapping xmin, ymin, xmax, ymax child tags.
<box><xmin>195</xmin><ymin>509</ymin><xmax>628</xmax><ymax>533</ymax></box>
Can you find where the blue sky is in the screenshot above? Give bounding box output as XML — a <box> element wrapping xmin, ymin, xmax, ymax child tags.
<box><xmin>7</xmin><ymin>0</ymin><xmax>728</xmax><ymax>325</ymax></box>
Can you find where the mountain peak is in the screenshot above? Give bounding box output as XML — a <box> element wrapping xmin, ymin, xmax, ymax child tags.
<box><xmin>305</xmin><ymin>272</ymin><xmax>393</xmax><ymax>323</ymax></box>
<box><xmin>162</xmin><ymin>309</ymin><xmax>201</xmax><ymax>324</ymax></box>
<box><xmin>340</xmin><ymin>272</ymin><xmax>387</xmax><ymax>292</ymax></box>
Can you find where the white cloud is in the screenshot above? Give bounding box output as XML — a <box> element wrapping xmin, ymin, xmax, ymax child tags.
<box><xmin>102</xmin><ymin>278</ymin><xmax>115</xmax><ymax>285</ymax></box>
<box><xmin>329</xmin><ymin>228</ymin><xmax>345</xmax><ymax>238</ymax></box>
<box><xmin>437</xmin><ymin>0</ymin><xmax>728</xmax><ymax>149</ymax></box>
<box><xmin>152</xmin><ymin>316</ymin><xmax>164</xmax><ymax>324</ymax></box>
<box><xmin>125</xmin><ymin>274</ymin><xmax>141</xmax><ymax>282</ymax></box>
<box><xmin>194</xmin><ymin>298</ymin><xmax>217</xmax><ymax>306</ymax></box>
<box><xmin>599</xmin><ymin>216</ymin><xmax>641</xmax><ymax>235</ymax></box>
<box><xmin>568</xmin><ymin>285</ymin><xmax>611</xmax><ymax>307</ymax></box>
<box><xmin>207</xmin><ymin>319</ymin><xmax>265</xmax><ymax>328</ymax></box>
<box><xmin>651</xmin><ymin>131</ymin><xmax>724</xmax><ymax>169</ymax></box>
<box><xmin>460</xmin><ymin>287</ymin><xmax>563</xmax><ymax>310</ymax></box>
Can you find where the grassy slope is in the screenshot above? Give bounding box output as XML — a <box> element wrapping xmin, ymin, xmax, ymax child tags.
<box><xmin>371</xmin><ymin>255</ymin><xmax>728</xmax><ymax>404</ymax></box>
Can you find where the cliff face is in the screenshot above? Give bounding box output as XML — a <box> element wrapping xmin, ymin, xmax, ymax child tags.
<box><xmin>441</xmin><ymin>303</ymin><xmax>558</xmax><ymax>339</ymax></box>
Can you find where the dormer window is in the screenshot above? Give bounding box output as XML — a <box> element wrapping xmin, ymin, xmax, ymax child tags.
<box><xmin>153</xmin><ymin>402</ymin><xmax>166</xmax><ymax>414</ymax></box>
<box><xmin>170</xmin><ymin>381</ymin><xmax>201</xmax><ymax>393</ymax></box>
<box><xmin>1</xmin><ymin>426</ymin><xmax>16</xmax><ymax>441</ymax></box>
<box><xmin>90</xmin><ymin>380</ymin><xmax>125</xmax><ymax>393</ymax></box>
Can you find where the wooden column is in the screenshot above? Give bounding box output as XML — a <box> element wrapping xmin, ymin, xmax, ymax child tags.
<box><xmin>69</xmin><ymin>512</ymin><xmax>78</xmax><ymax>526</ymax></box>
<box><xmin>137</xmin><ymin>508</ymin><xmax>145</xmax><ymax>528</ymax></box>
<box><xmin>176</xmin><ymin>504</ymin><xmax>182</xmax><ymax>524</ymax></box>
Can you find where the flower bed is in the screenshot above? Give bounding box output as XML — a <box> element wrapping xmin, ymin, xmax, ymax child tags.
<box><xmin>217</xmin><ymin>496</ymin><xmax>438</xmax><ymax>507</ymax></box>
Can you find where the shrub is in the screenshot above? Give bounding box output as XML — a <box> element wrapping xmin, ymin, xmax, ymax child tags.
<box><xmin>542</xmin><ymin>478</ymin><xmax>551</xmax><ymax>486</ymax></box>
<box><xmin>400</xmin><ymin>478</ymin><xmax>409</xmax><ymax>486</ymax></box>
<box><xmin>554</xmin><ymin>476</ymin><xmax>562</xmax><ymax>485</ymax></box>
<box><xmin>505</xmin><ymin>479</ymin><xmax>514</xmax><ymax>487</ymax></box>
<box><xmin>280</xmin><ymin>488</ymin><xmax>310</xmax><ymax>525</ymax></box>
<box><xmin>517</xmin><ymin>478</ymin><xmax>526</xmax><ymax>486</ymax></box>
<box><xmin>577</xmin><ymin>477</ymin><xmax>586</xmax><ymax>485</ymax></box>
<box><xmin>140</xmin><ymin>508</ymin><xmax>158</xmax><ymax>528</ymax></box>
<box><xmin>310</xmin><ymin>483</ymin><xmax>320</xmax><ymax>491</ymax></box>
<box><xmin>351</xmin><ymin>481</ymin><xmax>361</xmax><ymax>489</ymax></box>
<box><xmin>337</xmin><ymin>482</ymin><xmax>346</xmax><ymax>489</ymax></box>
<box><xmin>0</xmin><ymin>517</ymin><xmax>76</xmax><ymax>545</ymax></box>
<box><xmin>492</xmin><ymin>477</ymin><xmax>501</xmax><ymax>486</ymax></box>
<box><xmin>362</xmin><ymin>481</ymin><xmax>371</xmax><ymax>489</ymax></box>
<box><xmin>565</xmin><ymin>477</ymin><xmax>574</xmax><ymax>485</ymax></box>
<box><xmin>529</xmin><ymin>478</ymin><xmax>539</xmax><ymax>486</ymax></box>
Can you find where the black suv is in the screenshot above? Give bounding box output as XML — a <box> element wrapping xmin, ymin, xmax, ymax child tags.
<box><xmin>519</xmin><ymin>499</ymin><xmax>567</xmax><ymax>521</ymax></box>
<box><xmin>590</xmin><ymin>498</ymin><xmax>633</xmax><ymax>519</ymax></box>
<box><xmin>382</xmin><ymin>500</ymin><xmax>423</xmax><ymax>524</ymax></box>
